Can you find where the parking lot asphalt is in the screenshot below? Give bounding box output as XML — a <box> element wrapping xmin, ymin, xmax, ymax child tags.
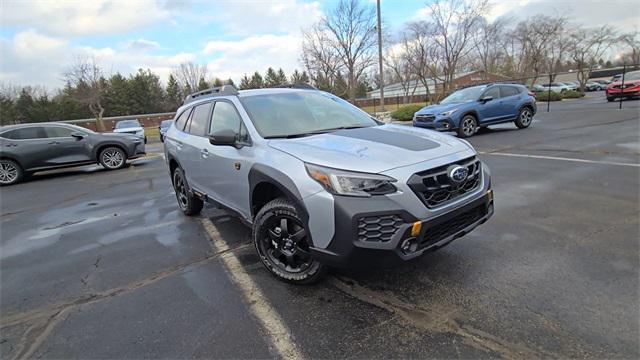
<box><xmin>1</xmin><ymin>94</ymin><xmax>638</xmax><ymax>359</ymax></box>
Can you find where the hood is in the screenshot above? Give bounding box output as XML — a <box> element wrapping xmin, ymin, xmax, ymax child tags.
<box><xmin>267</xmin><ymin>124</ymin><xmax>472</xmax><ymax>173</ymax></box>
<box><xmin>113</xmin><ymin>126</ymin><xmax>143</xmax><ymax>133</ymax></box>
<box><xmin>416</xmin><ymin>102</ymin><xmax>465</xmax><ymax>115</ymax></box>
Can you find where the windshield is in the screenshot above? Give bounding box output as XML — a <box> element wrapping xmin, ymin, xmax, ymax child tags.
<box><xmin>441</xmin><ymin>86</ymin><xmax>486</xmax><ymax>104</ymax></box>
<box><xmin>115</xmin><ymin>120</ymin><xmax>141</xmax><ymax>129</ymax></box>
<box><xmin>240</xmin><ymin>91</ymin><xmax>378</xmax><ymax>138</ymax></box>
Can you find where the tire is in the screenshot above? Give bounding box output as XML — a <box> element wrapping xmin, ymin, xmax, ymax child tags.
<box><xmin>0</xmin><ymin>159</ymin><xmax>23</xmax><ymax>186</ymax></box>
<box><xmin>515</xmin><ymin>106</ymin><xmax>534</xmax><ymax>129</ymax></box>
<box><xmin>160</xmin><ymin>135</ymin><xmax>164</xmax><ymax>143</ymax></box>
<box><xmin>607</xmin><ymin>97</ymin><xmax>614</xmax><ymax>102</ymax></box>
<box><xmin>172</xmin><ymin>167</ymin><xmax>203</xmax><ymax>216</ymax></box>
<box><xmin>457</xmin><ymin>114</ymin><xmax>478</xmax><ymax>138</ymax></box>
<box><xmin>253</xmin><ymin>198</ymin><xmax>326</xmax><ymax>284</ymax></box>
<box><xmin>144</xmin><ymin>136</ymin><xmax>147</xmax><ymax>144</ymax></box>
<box><xmin>99</xmin><ymin>147</ymin><xmax>127</xmax><ymax>170</ymax></box>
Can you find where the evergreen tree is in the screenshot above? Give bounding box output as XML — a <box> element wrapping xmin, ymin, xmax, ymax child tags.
<box><xmin>166</xmin><ymin>74</ymin><xmax>182</xmax><ymax>111</ymax></box>
<box><xmin>276</xmin><ymin>68</ymin><xmax>287</xmax><ymax>84</ymax></box>
<box><xmin>212</xmin><ymin>77</ymin><xmax>224</xmax><ymax>87</ymax></box>
<box><xmin>15</xmin><ymin>88</ymin><xmax>35</xmax><ymax>122</ymax></box>
<box><xmin>333</xmin><ymin>72</ymin><xmax>348</xmax><ymax>98</ymax></box>
<box><xmin>264</xmin><ymin>67</ymin><xmax>279</xmax><ymax>87</ymax></box>
<box><xmin>0</xmin><ymin>93</ymin><xmax>18</xmax><ymax>125</ymax></box>
<box><xmin>299</xmin><ymin>71</ymin><xmax>310</xmax><ymax>84</ymax></box>
<box><xmin>104</xmin><ymin>73</ymin><xmax>132</xmax><ymax>116</ymax></box>
<box><xmin>197</xmin><ymin>77</ymin><xmax>210</xmax><ymax>91</ymax></box>
<box><xmin>239</xmin><ymin>74</ymin><xmax>251</xmax><ymax>89</ymax></box>
<box><xmin>290</xmin><ymin>70</ymin><xmax>302</xmax><ymax>83</ymax></box>
<box><xmin>225</xmin><ymin>78</ymin><xmax>235</xmax><ymax>86</ymax></box>
<box><xmin>250</xmin><ymin>71</ymin><xmax>264</xmax><ymax>88</ymax></box>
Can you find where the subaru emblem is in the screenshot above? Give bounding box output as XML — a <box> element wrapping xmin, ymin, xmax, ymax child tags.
<box><xmin>447</xmin><ymin>165</ymin><xmax>468</xmax><ymax>183</ymax></box>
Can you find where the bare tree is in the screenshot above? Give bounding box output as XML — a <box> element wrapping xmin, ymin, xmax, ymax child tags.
<box><xmin>570</xmin><ymin>26</ymin><xmax>617</xmax><ymax>91</ymax></box>
<box><xmin>320</xmin><ymin>0</ymin><xmax>377</xmax><ymax>101</ymax></box>
<box><xmin>401</xmin><ymin>21</ymin><xmax>440</xmax><ymax>101</ymax></box>
<box><xmin>620</xmin><ymin>30</ymin><xmax>640</xmax><ymax>65</ymax></box>
<box><xmin>64</xmin><ymin>57</ymin><xmax>107</xmax><ymax>131</ymax></box>
<box><xmin>473</xmin><ymin>18</ymin><xmax>508</xmax><ymax>75</ymax></box>
<box><xmin>172</xmin><ymin>62</ymin><xmax>208</xmax><ymax>94</ymax></box>
<box><xmin>427</xmin><ymin>0</ymin><xmax>489</xmax><ymax>94</ymax></box>
<box><xmin>512</xmin><ymin>15</ymin><xmax>566</xmax><ymax>84</ymax></box>
<box><xmin>301</xmin><ymin>24</ymin><xmax>341</xmax><ymax>90</ymax></box>
<box><xmin>385</xmin><ymin>43</ymin><xmax>417</xmax><ymax>102</ymax></box>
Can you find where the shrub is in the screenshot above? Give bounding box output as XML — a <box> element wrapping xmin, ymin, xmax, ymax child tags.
<box><xmin>562</xmin><ymin>90</ymin><xmax>585</xmax><ymax>99</ymax></box>
<box><xmin>536</xmin><ymin>91</ymin><xmax>563</xmax><ymax>102</ymax></box>
<box><xmin>391</xmin><ymin>104</ymin><xmax>425</xmax><ymax>121</ymax></box>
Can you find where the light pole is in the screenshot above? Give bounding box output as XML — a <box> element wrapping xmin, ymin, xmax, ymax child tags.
<box><xmin>376</xmin><ymin>0</ymin><xmax>384</xmax><ymax>111</ymax></box>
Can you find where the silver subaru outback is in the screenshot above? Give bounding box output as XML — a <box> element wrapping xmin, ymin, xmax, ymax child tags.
<box><xmin>164</xmin><ymin>85</ymin><xmax>494</xmax><ymax>284</ymax></box>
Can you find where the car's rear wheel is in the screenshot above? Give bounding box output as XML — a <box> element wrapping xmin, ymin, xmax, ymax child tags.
<box><xmin>515</xmin><ymin>107</ymin><xmax>533</xmax><ymax>129</ymax></box>
<box><xmin>253</xmin><ymin>198</ymin><xmax>326</xmax><ymax>284</ymax></box>
<box><xmin>607</xmin><ymin>96</ymin><xmax>614</xmax><ymax>102</ymax></box>
<box><xmin>457</xmin><ymin>115</ymin><xmax>477</xmax><ymax>138</ymax></box>
<box><xmin>172</xmin><ymin>167</ymin><xmax>203</xmax><ymax>216</ymax></box>
<box><xmin>0</xmin><ymin>159</ymin><xmax>23</xmax><ymax>186</ymax></box>
<box><xmin>99</xmin><ymin>147</ymin><xmax>127</xmax><ymax>170</ymax></box>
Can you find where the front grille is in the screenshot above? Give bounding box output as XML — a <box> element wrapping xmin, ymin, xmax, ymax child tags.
<box><xmin>408</xmin><ymin>157</ymin><xmax>482</xmax><ymax>208</ymax></box>
<box><xmin>418</xmin><ymin>204</ymin><xmax>486</xmax><ymax>251</ymax></box>
<box><xmin>357</xmin><ymin>214</ymin><xmax>404</xmax><ymax>242</ymax></box>
<box><xmin>415</xmin><ymin>114</ymin><xmax>435</xmax><ymax>122</ymax></box>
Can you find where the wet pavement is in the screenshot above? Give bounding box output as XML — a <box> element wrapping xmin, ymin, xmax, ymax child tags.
<box><xmin>1</xmin><ymin>95</ymin><xmax>638</xmax><ymax>359</ymax></box>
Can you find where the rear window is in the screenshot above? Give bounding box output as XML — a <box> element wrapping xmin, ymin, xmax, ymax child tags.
<box><xmin>174</xmin><ymin>109</ymin><xmax>191</xmax><ymax>131</ymax></box>
<box><xmin>188</xmin><ymin>102</ymin><xmax>213</xmax><ymax>136</ymax></box>
<box><xmin>44</xmin><ymin>126</ymin><xmax>75</xmax><ymax>138</ymax></box>
<box><xmin>1</xmin><ymin>127</ymin><xmax>45</xmax><ymax>140</ymax></box>
<box><xmin>500</xmin><ymin>86</ymin><xmax>519</xmax><ymax>97</ymax></box>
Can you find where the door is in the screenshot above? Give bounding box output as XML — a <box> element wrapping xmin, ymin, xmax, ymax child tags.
<box><xmin>199</xmin><ymin>100</ymin><xmax>253</xmax><ymax>218</ymax></box>
<box><xmin>181</xmin><ymin>102</ymin><xmax>213</xmax><ymax>192</ymax></box>
<box><xmin>42</xmin><ymin>126</ymin><xmax>92</xmax><ymax>165</ymax></box>
<box><xmin>476</xmin><ymin>86</ymin><xmax>502</xmax><ymax>123</ymax></box>
<box><xmin>498</xmin><ymin>86</ymin><xmax>521</xmax><ymax>119</ymax></box>
<box><xmin>1</xmin><ymin>127</ymin><xmax>52</xmax><ymax>170</ymax></box>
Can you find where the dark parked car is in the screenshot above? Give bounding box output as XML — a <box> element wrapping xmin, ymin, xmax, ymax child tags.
<box><xmin>0</xmin><ymin>123</ymin><xmax>146</xmax><ymax>185</ymax></box>
<box><xmin>413</xmin><ymin>84</ymin><xmax>537</xmax><ymax>137</ymax></box>
<box><xmin>159</xmin><ymin>119</ymin><xmax>172</xmax><ymax>142</ymax></box>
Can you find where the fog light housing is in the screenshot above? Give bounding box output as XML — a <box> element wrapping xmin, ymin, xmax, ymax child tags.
<box><xmin>400</xmin><ymin>237</ymin><xmax>419</xmax><ymax>254</ymax></box>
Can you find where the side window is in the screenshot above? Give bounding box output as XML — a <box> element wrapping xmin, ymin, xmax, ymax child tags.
<box><xmin>483</xmin><ymin>87</ymin><xmax>500</xmax><ymax>99</ymax></box>
<box><xmin>188</xmin><ymin>102</ymin><xmax>213</xmax><ymax>136</ymax></box>
<box><xmin>174</xmin><ymin>108</ymin><xmax>191</xmax><ymax>131</ymax></box>
<box><xmin>238</xmin><ymin>122</ymin><xmax>250</xmax><ymax>144</ymax></box>
<box><xmin>2</xmin><ymin>127</ymin><xmax>45</xmax><ymax>140</ymax></box>
<box><xmin>500</xmin><ymin>86</ymin><xmax>519</xmax><ymax>98</ymax></box>
<box><xmin>210</xmin><ymin>101</ymin><xmax>242</xmax><ymax>135</ymax></box>
<box><xmin>44</xmin><ymin>126</ymin><xmax>75</xmax><ymax>138</ymax></box>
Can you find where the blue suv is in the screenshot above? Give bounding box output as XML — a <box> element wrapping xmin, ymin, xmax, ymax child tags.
<box><xmin>413</xmin><ymin>84</ymin><xmax>537</xmax><ymax>138</ymax></box>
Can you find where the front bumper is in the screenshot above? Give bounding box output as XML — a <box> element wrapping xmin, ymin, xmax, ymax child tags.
<box><xmin>129</xmin><ymin>142</ymin><xmax>147</xmax><ymax>159</ymax></box>
<box><xmin>607</xmin><ymin>89</ymin><xmax>640</xmax><ymax>98</ymax></box>
<box><xmin>413</xmin><ymin>117</ymin><xmax>456</xmax><ymax>131</ymax></box>
<box><xmin>310</xmin><ymin>189</ymin><xmax>494</xmax><ymax>268</ymax></box>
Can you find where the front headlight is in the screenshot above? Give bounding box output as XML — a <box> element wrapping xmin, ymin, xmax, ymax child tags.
<box><xmin>439</xmin><ymin>108</ymin><xmax>458</xmax><ymax>117</ymax></box>
<box><xmin>305</xmin><ymin>163</ymin><xmax>397</xmax><ymax>197</ymax></box>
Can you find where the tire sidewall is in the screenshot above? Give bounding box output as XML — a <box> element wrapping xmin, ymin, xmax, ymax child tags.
<box><xmin>515</xmin><ymin>107</ymin><xmax>533</xmax><ymax>129</ymax></box>
<box><xmin>99</xmin><ymin>147</ymin><xmax>127</xmax><ymax>169</ymax></box>
<box><xmin>253</xmin><ymin>199</ymin><xmax>325</xmax><ymax>284</ymax></box>
<box><xmin>0</xmin><ymin>159</ymin><xmax>23</xmax><ymax>186</ymax></box>
<box><xmin>457</xmin><ymin>115</ymin><xmax>477</xmax><ymax>138</ymax></box>
<box><xmin>172</xmin><ymin>167</ymin><xmax>203</xmax><ymax>216</ymax></box>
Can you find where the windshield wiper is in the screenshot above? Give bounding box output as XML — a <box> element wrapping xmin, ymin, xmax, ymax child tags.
<box><xmin>264</xmin><ymin>125</ymin><xmax>372</xmax><ymax>139</ymax></box>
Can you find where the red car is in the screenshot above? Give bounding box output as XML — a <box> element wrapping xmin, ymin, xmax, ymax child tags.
<box><xmin>606</xmin><ymin>70</ymin><xmax>640</xmax><ymax>101</ymax></box>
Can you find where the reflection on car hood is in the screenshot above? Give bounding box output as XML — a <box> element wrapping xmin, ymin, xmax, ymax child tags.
<box><xmin>267</xmin><ymin>124</ymin><xmax>471</xmax><ymax>173</ymax></box>
<box><xmin>415</xmin><ymin>102</ymin><xmax>466</xmax><ymax>115</ymax></box>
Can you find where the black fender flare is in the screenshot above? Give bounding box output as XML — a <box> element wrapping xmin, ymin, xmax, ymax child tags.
<box><xmin>93</xmin><ymin>142</ymin><xmax>130</xmax><ymax>160</ymax></box>
<box><xmin>248</xmin><ymin>164</ymin><xmax>312</xmax><ymax>242</ymax></box>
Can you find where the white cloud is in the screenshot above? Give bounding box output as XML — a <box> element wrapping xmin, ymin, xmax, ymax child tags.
<box><xmin>203</xmin><ymin>34</ymin><xmax>303</xmax><ymax>81</ymax></box>
<box><xmin>124</xmin><ymin>38</ymin><xmax>162</xmax><ymax>52</ymax></box>
<box><xmin>0</xmin><ymin>30</ymin><xmax>195</xmax><ymax>89</ymax></box>
<box><xmin>0</xmin><ymin>0</ymin><xmax>169</xmax><ymax>36</ymax></box>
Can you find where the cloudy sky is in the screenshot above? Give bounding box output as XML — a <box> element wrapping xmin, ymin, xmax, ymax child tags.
<box><xmin>0</xmin><ymin>0</ymin><xmax>638</xmax><ymax>90</ymax></box>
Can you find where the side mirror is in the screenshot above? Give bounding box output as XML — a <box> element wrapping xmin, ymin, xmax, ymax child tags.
<box><xmin>209</xmin><ymin>129</ymin><xmax>238</xmax><ymax>147</ymax></box>
<box><xmin>70</xmin><ymin>132</ymin><xmax>85</xmax><ymax>140</ymax></box>
<box><xmin>479</xmin><ymin>96</ymin><xmax>493</xmax><ymax>103</ymax></box>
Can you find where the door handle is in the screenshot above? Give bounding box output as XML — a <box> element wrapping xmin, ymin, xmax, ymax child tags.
<box><xmin>48</xmin><ymin>141</ymin><xmax>60</xmax><ymax>145</ymax></box>
<box><xmin>5</xmin><ymin>143</ymin><xmax>17</xmax><ymax>147</ymax></box>
<box><xmin>200</xmin><ymin>149</ymin><xmax>209</xmax><ymax>158</ymax></box>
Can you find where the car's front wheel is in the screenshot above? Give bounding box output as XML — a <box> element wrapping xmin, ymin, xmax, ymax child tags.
<box><xmin>515</xmin><ymin>107</ymin><xmax>533</xmax><ymax>129</ymax></box>
<box><xmin>99</xmin><ymin>147</ymin><xmax>127</xmax><ymax>170</ymax></box>
<box><xmin>0</xmin><ymin>159</ymin><xmax>23</xmax><ymax>186</ymax></box>
<box><xmin>457</xmin><ymin>115</ymin><xmax>478</xmax><ymax>138</ymax></box>
<box><xmin>253</xmin><ymin>198</ymin><xmax>326</xmax><ymax>284</ymax></box>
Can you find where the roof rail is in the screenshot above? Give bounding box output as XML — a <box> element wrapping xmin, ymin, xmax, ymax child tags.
<box><xmin>275</xmin><ymin>83</ymin><xmax>318</xmax><ymax>90</ymax></box>
<box><xmin>183</xmin><ymin>85</ymin><xmax>239</xmax><ymax>105</ymax></box>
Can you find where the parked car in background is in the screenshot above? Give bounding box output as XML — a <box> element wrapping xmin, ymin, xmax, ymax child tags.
<box><xmin>612</xmin><ymin>74</ymin><xmax>622</xmax><ymax>82</ymax></box>
<box><xmin>113</xmin><ymin>119</ymin><xmax>146</xmax><ymax>144</ymax></box>
<box><xmin>539</xmin><ymin>82</ymin><xmax>571</xmax><ymax>94</ymax></box>
<box><xmin>560</xmin><ymin>82</ymin><xmax>579</xmax><ymax>91</ymax></box>
<box><xmin>159</xmin><ymin>119</ymin><xmax>172</xmax><ymax>142</ymax></box>
<box><xmin>594</xmin><ymin>79</ymin><xmax>611</xmax><ymax>86</ymax></box>
<box><xmin>585</xmin><ymin>82</ymin><xmax>604</xmax><ymax>91</ymax></box>
<box><xmin>0</xmin><ymin>123</ymin><xmax>145</xmax><ymax>185</ymax></box>
<box><xmin>530</xmin><ymin>84</ymin><xmax>545</xmax><ymax>93</ymax></box>
<box><xmin>413</xmin><ymin>84</ymin><xmax>537</xmax><ymax>138</ymax></box>
<box><xmin>606</xmin><ymin>70</ymin><xmax>640</xmax><ymax>101</ymax></box>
